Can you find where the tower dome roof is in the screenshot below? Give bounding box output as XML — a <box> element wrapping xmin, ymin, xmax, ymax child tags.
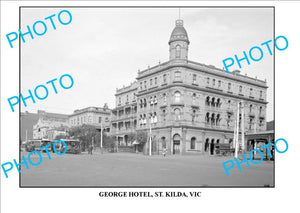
<box><xmin>169</xmin><ymin>19</ymin><xmax>190</xmax><ymax>45</ymax></box>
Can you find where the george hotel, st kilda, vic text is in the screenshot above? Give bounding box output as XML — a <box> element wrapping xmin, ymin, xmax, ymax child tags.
<box><xmin>99</xmin><ymin>191</ymin><xmax>202</xmax><ymax>198</ymax></box>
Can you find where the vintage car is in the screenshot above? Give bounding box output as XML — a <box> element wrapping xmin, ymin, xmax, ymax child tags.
<box><xmin>24</xmin><ymin>139</ymin><xmax>51</xmax><ymax>152</ymax></box>
<box><xmin>51</xmin><ymin>139</ymin><xmax>81</xmax><ymax>154</ymax></box>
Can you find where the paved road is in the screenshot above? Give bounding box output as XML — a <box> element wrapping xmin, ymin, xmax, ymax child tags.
<box><xmin>20</xmin><ymin>151</ymin><xmax>274</xmax><ymax>187</ymax></box>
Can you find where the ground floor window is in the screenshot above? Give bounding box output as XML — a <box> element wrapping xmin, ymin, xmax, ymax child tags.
<box><xmin>191</xmin><ymin>137</ymin><xmax>196</xmax><ymax>149</ymax></box>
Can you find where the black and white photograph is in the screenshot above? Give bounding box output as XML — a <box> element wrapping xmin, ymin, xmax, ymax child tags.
<box><xmin>19</xmin><ymin>7</ymin><xmax>274</xmax><ymax>187</ymax></box>
<box><xmin>2</xmin><ymin>1</ymin><xmax>300</xmax><ymax>213</ymax></box>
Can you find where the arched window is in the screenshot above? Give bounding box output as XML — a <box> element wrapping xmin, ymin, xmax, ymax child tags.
<box><xmin>150</xmin><ymin>96</ymin><xmax>153</xmax><ymax>105</ymax></box>
<box><xmin>250</xmin><ymin>104</ymin><xmax>253</xmax><ymax>112</ymax></box>
<box><xmin>174</xmin><ymin>91</ymin><xmax>181</xmax><ymax>103</ymax></box>
<box><xmin>211</xmin><ymin>97</ymin><xmax>215</xmax><ymax>107</ymax></box>
<box><xmin>192</xmin><ymin>93</ymin><xmax>197</xmax><ymax>105</ymax></box>
<box><xmin>216</xmin><ymin>114</ymin><xmax>220</xmax><ymax>125</ymax></box>
<box><xmin>192</xmin><ymin>109</ymin><xmax>196</xmax><ymax>122</ymax></box>
<box><xmin>217</xmin><ymin>98</ymin><xmax>221</xmax><ymax>107</ymax></box>
<box><xmin>174</xmin><ymin>108</ymin><xmax>181</xmax><ymax>120</ymax></box>
<box><xmin>153</xmin><ymin>96</ymin><xmax>157</xmax><ymax>104</ymax></box>
<box><xmin>259</xmin><ymin>106</ymin><xmax>263</xmax><ymax>114</ymax></box>
<box><xmin>175</xmin><ymin>45</ymin><xmax>181</xmax><ymax>58</ymax></box>
<box><xmin>191</xmin><ymin>137</ymin><xmax>196</xmax><ymax>150</ymax></box>
<box><xmin>163</xmin><ymin>93</ymin><xmax>167</xmax><ymax>103</ymax></box>
<box><xmin>206</xmin><ymin>96</ymin><xmax>210</xmax><ymax>106</ymax></box>
<box><xmin>162</xmin><ymin>109</ymin><xmax>166</xmax><ymax>121</ymax></box>
<box><xmin>143</xmin><ymin>98</ymin><xmax>147</xmax><ymax>107</ymax></box>
<box><xmin>205</xmin><ymin>138</ymin><xmax>209</xmax><ymax>152</ymax></box>
<box><xmin>140</xmin><ymin>99</ymin><xmax>143</xmax><ymax>108</ymax></box>
<box><xmin>211</xmin><ymin>113</ymin><xmax>215</xmax><ymax>125</ymax></box>
<box><xmin>139</xmin><ymin>115</ymin><xmax>143</xmax><ymax>126</ymax></box>
<box><xmin>153</xmin><ymin>112</ymin><xmax>157</xmax><ymax>123</ymax></box>
<box><xmin>161</xmin><ymin>137</ymin><xmax>166</xmax><ymax>148</ymax></box>
<box><xmin>206</xmin><ymin>112</ymin><xmax>210</xmax><ymax>123</ymax></box>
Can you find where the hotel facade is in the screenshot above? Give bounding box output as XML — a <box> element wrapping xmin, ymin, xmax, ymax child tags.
<box><xmin>110</xmin><ymin>19</ymin><xmax>268</xmax><ymax>155</ymax></box>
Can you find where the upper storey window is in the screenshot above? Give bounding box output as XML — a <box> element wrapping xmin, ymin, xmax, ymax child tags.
<box><xmin>192</xmin><ymin>74</ymin><xmax>197</xmax><ymax>84</ymax></box>
<box><xmin>174</xmin><ymin>108</ymin><xmax>181</xmax><ymax>120</ymax></box>
<box><xmin>207</xmin><ymin>77</ymin><xmax>210</xmax><ymax>85</ymax></box>
<box><xmin>228</xmin><ymin>82</ymin><xmax>231</xmax><ymax>91</ymax></box>
<box><xmin>154</xmin><ymin>77</ymin><xmax>157</xmax><ymax>85</ymax></box>
<box><xmin>163</xmin><ymin>93</ymin><xmax>167</xmax><ymax>104</ymax></box>
<box><xmin>174</xmin><ymin>71</ymin><xmax>181</xmax><ymax>82</ymax></box>
<box><xmin>239</xmin><ymin>85</ymin><xmax>243</xmax><ymax>93</ymax></box>
<box><xmin>144</xmin><ymin>81</ymin><xmax>147</xmax><ymax>89</ymax></box>
<box><xmin>140</xmin><ymin>82</ymin><xmax>143</xmax><ymax>90</ymax></box>
<box><xmin>250</xmin><ymin>88</ymin><xmax>253</xmax><ymax>97</ymax></box>
<box><xmin>192</xmin><ymin>93</ymin><xmax>197</xmax><ymax>105</ymax></box>
<box><xmin>212</xmin><ymin>79</ymin><xmax>216</xmax><ymax>87</ymax></box>
<box><xmin>150</xmin><ymin>79</ymin><xmax>153</xmax><ymax>86</ymax></box>
<box><xmin>218</xmin><ymin>80</ymin><xmax>221</xmax><ymax>88</ymax></box>
<box><xmin>174</xmin><ymin>91</ymin><xmax>181</xmax><ymax>103</ymax></box>
<box><xmin>175</xmin><ymin>45</ymin><xmax>181</xmax><ymax>58</ymax></box>
<box><xmin>259</xmin><ymin>90</ymin><xmax>263</xmax><ymax>99</ymax></box>
<box><xmin>163</xmin><ymin>74</ymin><xmax>167</xmax><ymax>84</ymax></box>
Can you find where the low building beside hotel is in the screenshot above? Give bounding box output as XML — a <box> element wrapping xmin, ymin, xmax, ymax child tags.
<box><xmin>69</xmin><ymin>104</ymin><xmax>111</xmax><ymax>132</ymax></box>
<box><xmin>110</xmin><ymin>19</ymin><xmax>271</xmax><ymax>155</ymax></box>
<box><xmin>33</xmin><ymin>110</ymin><xmax>69</xmax><ymax>140</ymax></box>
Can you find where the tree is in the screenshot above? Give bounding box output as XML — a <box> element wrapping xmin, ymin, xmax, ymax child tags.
<box><xmin>136</xmin><ymin>131</ymin><xmax>148</xmax><ymax>144</ymax></box>
<box><xmin>102</xmin><ymin>133</ymin><xmax>115</xmax><ymax>150</ymax></box>
<box><xmin>68</xmin><ymin>124</ymin><xmax>99</xmax><ymax>151</ymax></box>
<box><xmin>127</xmin><ymin>132</ymin><xmax>136</xmax><ymax>144</ymax></box>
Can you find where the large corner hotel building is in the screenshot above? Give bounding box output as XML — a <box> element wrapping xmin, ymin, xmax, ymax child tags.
<box><xmin>110</xmin><ymin>19</ymin><xmax>268</xmax><ymax>155</ymax></box>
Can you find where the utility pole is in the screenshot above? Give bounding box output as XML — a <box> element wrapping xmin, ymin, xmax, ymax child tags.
<box><xmin>234</xmin><ymin>102</ymin><xmax>240</xmax><ymax>158</ymax></box>
<box><xmin>149</xmin><ymin>126</ymin><xmax>152</xmax><ymax>156</ymax></box>
<box><xmin>149</xmin><ymin>102</ymin><xmax>155</xmax><ymax>156</ymax></box>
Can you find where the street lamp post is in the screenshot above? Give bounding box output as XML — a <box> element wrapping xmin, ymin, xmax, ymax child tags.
<box><xmin>100</xmin><ymin>122</ymin><xmax>103</xmax><ymax>153</ymax></box>
<box><xmin>149</xmin><ymin>118</ymin><xmax>152</xmax><ymax>156</ymax></box>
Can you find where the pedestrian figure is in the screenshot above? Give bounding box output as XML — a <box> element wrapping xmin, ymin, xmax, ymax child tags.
<box><xmin>162</xmin><ymin>147</ymin><xmax>167</xmax><ymax>157</ymax></box>
<box><xmin>88</xmin><ymin>143</ymin><xmax>93</xmax><ymax>155</ymax></box>
<box><xmin>90</xmin><ymin>144</ymin><xmax>93</xmax><ymax>155</ymax></box>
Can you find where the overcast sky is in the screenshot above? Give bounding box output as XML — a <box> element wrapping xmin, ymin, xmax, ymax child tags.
<box><xmin>21</xmin><ymin>7</ymin><xmax>274</xmax><ymax>121</ymax></box>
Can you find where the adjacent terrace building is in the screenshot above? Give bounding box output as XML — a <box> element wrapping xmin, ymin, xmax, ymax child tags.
<box><xmin>110</xmin><ymin>19</ymin><xmax>269</xmax><ymax>155</ymax></box>
<box><xmin>69</xmin><ymin>104</ymin><xmax>111</xmax><ymax>132</ymax></box>
<box><xmin>111</xmin><ymin>82</ymin><xmax>138</xmax><ymax>146</ymax></box>
<box><xmin>33</xmin><ymin>110</ymin><xmax>69</xmax><ymax>140</ymax></box>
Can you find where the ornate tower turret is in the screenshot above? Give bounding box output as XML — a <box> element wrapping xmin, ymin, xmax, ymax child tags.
<box><xmin>169</xmin><ymin>19</ymin><xmax>190</xmax><ymax>61</ymax></box>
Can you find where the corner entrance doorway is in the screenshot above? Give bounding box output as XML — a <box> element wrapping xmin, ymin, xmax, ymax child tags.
<box><xmin>173</xmin><ymin>134</ymin><xmax>181</xmax><ymax>155</ymax></box>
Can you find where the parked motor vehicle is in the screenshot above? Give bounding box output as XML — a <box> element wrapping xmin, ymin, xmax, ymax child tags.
<box><xmin>24</xmin><ymin>139</ymin><xmax>51</xmax><ymax>152</ymax></box>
